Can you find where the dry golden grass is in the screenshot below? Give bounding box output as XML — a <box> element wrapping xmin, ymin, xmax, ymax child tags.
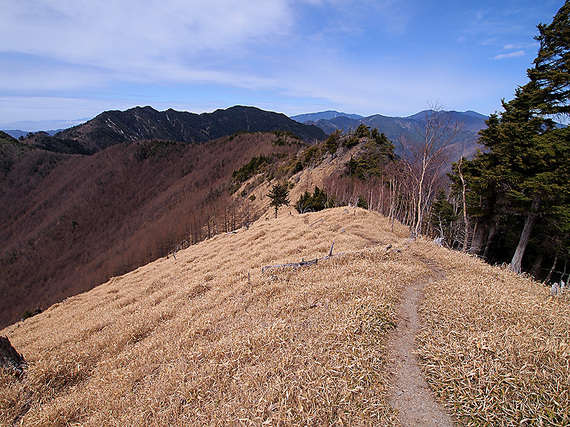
<box><xmin>416</xmin><ymin>241</ymin><xmax>570</xmax><ymax>426</ymax></box>
<box><xmin>1</xmin><ymin>207</ymin><xmax>418</xmax><ymax>426</ymax></box>
<box><xmin>3</xmin><ymin>208</ymin><xmax>568</xmax><ymax>426</ymax></box>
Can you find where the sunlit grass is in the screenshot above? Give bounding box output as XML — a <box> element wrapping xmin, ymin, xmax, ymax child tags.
<box><xmin>1</xmin><ymin>208</ymin><xmax>412</xmax><ymax>426</ymax></box>
<box><xmin>2</xmin><ymin>208</ymin><xmax>568</xmax><ymax>426</ymax></box>
<box><xmin>416</xmin><ymin>241</ymin><xmax>570</xmax><ymax>426</ymax></box>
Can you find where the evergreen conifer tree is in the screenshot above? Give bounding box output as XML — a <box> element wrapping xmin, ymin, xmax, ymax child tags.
<box><xmin>268</xmin><ymin>182</ymin><xmax>290</xmax><ymax>218</ymax></box>
<box><xmin>451</xmin><ymin>2</ymin><xmax>570</xmax><ymax>274</ymax></box>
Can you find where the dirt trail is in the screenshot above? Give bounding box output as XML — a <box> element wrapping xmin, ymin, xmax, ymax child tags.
<box><xmin>386</xmin><ymin>260</ymin><xmax>454</xmax><ymax>426</ymax></box>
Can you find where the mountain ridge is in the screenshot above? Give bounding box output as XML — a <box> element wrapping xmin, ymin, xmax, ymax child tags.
<box><xmin>16</xmin><ymin>106</ymin><xmax>326</xmax><ymax>155</ymax></box>
<box><xmin>1</xmin><ymin>207</ymin><xmax>568</xmax><ymax>425</ymax></box>
<box><xmin>291</xmin><ymin>110</ymin><xmax>364</xmax><ymax>122</ymax></box>
<box><xmin>301</xmin><ymin>109</ymin><xmax>488</xmax><ymax>159</ymax></box>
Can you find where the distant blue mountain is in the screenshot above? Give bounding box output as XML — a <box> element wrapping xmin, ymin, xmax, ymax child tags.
<box><xmin>291</xmin><ymin>110</ymin><xmax>363</xmax><ymax>123</ymax></box>
<box><xmin>2</xmin><ymin>129</ymin><xmax>62</xmax><ymax>139</ymax></box>
<box><xmin>299</xmin><ymin>109</ymin><xmax>490</xmax><ymax>160</ymax></box>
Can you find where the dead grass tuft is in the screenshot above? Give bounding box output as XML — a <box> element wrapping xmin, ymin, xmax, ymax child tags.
<box><xmin>416</xmin><ymin>241</ymin><xmax>570</xmax><ymax>426</ymax></box>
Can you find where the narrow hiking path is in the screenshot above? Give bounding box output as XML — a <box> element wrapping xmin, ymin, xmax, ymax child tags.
<box><xmin>386</xmin><ymin>259</ymin><xmax>454</xmax><ymax>427</ymax></box>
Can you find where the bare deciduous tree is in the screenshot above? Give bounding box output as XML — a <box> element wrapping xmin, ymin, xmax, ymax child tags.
<box><xmin>398</xmin><ymin>104</ymin><xmax>463</xmax><ymax>236</ymax></box>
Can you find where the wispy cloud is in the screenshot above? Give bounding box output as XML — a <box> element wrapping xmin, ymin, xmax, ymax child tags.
<box><xmin>494</xmin><ymin>50</ymin><xmax>526</xmax><ymax>60</ymax></box>
<box><xmin>0</xmin><ymin>0</ymin><xmax>295</xmax><ymax>73</ymax></box>
<box><xmin>504</xmin><ymin>42</ymin><xmax>539</xmax><ymax>50</ymax></box>
<box><xmin>0</xmin><ymin>1</ymin><xmax>563</xmax><ymax>124</ymax></box>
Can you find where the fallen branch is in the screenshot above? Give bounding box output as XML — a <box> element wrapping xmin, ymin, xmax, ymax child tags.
<box><xmin>261</xmin><ymin>241</ymin><xmax>339</xmax><ymax>273</ymax></box>
<box><xmin>262</xmin><ymin>258</ymin><xmax>318</xmax><ymax>273</ymax></box>
<box><xmin>309</xmin><ymin>218</ymin><xmax>323</xmax><ymax>227</ymax></box>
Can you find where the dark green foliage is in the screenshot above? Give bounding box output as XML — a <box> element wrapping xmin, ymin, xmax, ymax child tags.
<box><xmin>342</xmin><ymin>137</ymin><xmax>359</xmax><ymax>148</ymax></box>
<box><xmin>345</xmin><ymin>130</ymin><xmax>395</xmax><ymax>180</ymax></box>
<box><xmin>22</xmin><ymin>307</ymin><xmax>41</xmax><ymax>320</ymax></box>
<box><xmin>268</xmin><ymin>182</ymin><xmax>290</xmax><ymax>218</ymax></box>
<box><xmin>324</xmin><ymin>130</ymin><xmax>341</xmax><ymax>154</ymax></box>
<box><xmin>294</xmin><ymin>186</ymin><xmax>334</xmax><ymax>213</ymax></box>
<box><xmin>293</xmin><ymin>160</ymin><xmax>303</xmax><ymax>174</ymax></box>
<box><xmin>302</xmin><ymin>146</ymin><xmax>321</xmax><ymax>165</ymax></box>
<box><xmin>355</xmin><ymin>123</ymin><xmax>372</xmax><ymax>138</ymax></box>
<box><xmin>232</xmin><ymin>155</ymin><xmax>274</xmax><ymax>183</ymax></box>
<box><xmin>356</xmin><ymin>196</ymin><xmax>368</xmax><ymax>209</ymax></box>
<box><xmin>527</xmin><ymin>2</ymin><xmax>570</xmax><ymax>115</ymax></box>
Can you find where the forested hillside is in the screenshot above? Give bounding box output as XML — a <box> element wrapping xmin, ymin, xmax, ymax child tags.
<box><xmin>22</xmin><ymin>105</ymin><xmax>326</xmax><ymax>154</ymax></box>
<box><xmin>0</xmin><ymin>132</ymin><xmax>303</xmax><ymax>327</ymax></box>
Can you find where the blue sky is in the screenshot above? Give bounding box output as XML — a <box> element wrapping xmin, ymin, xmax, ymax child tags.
<box><xmin>0</xmin><ymin>0</ymin><xmax>564</xmax><ymax>130</ymax></box>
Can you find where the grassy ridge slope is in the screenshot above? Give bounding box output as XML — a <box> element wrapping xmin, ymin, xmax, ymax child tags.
<box><xmin>1</xmin><ymin>208</ymin><xmax>412</xmax><ymax>425</ymax></box>
<box><xmin>1</xmin><ymin>208</ymin><xmax>569</xmax><ymax>426</ymax></box>
<box><xmin>418</xmin><ymin>246</ymin><xmax>570</xmax><ymax>426</ymax></box>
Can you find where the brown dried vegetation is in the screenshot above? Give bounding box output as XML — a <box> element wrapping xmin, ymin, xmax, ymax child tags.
<box><xmin>0</xmin><ymin>133</ymin><xmax>298</xmax><ymax>328</ymax></box>
<box><xmin>1</xmin><ymin>208</ymin><xmax>412</xmax><ymax>425</ymax></box>
<box><xmin>2</xmin><ymin>208</ymin><xmax>569</xmax><ymax>426</ymax></box>
<box><xmin>417</xmin><ymin>242</ymin><xmax>570</xmax><ymax>426</ymax></box>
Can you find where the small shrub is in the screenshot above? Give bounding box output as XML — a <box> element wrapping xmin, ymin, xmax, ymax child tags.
<box><xmin>357</xmin><ymin>196</ymin><xmax>368</xmax><ymax>209</ymax></box>
<box><xmin>302</xmin><ymin>146</ymin><xmax>321</xmax><ymax>165</ymax></box>
<box><xmin>294</xmin><ymin>187</ymin><xmax>335</xmax><ymax>213</ymax></box>
<box><xmin>342</xmin><ymin>137</ymin><xmax>359</xmax><ymax>148</ymax></box>
<box><xmin>22</xmin><ymin>307</ymin><xmax>41</xmax><ymax>320</ymax></box>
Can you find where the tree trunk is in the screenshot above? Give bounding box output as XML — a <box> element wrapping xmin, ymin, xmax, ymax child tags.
<box><xmin>530</xmin><ymin>252</ymin><xmax>545</xmax><ymax>279</ymax></box>
<box><xmin>545</xmin><ymin>255</ymin><xmax>558</xmax><ymax>283</ymax></box>
<box><xmin>482</xmin><ymin>222</ymin><xmax>496</xmax><ymax>260</ymax></box>
<box><xmin>469</xmin><ymin>220</ymin><xmax>485</xmax><ymax>254</ymax></box>
<box><xmin>510</xmin><ymin>193</ymin><xmax>542</xmax><ymax>273</ymax></box>
<box><xmin>0</xmin><ymin>336</ymin><xmax>26</xmax><ymax>376</ymax></box>
<box><xmin>458</xmin><ymin>158</ymin><xmax>469</xmax><ymax>252</ymax></box>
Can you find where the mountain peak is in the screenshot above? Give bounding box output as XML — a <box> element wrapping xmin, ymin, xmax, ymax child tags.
<box><xmin>28</xmin><ymin>106</ymin><xmax>327</xmax><ymax>154</ymax></box>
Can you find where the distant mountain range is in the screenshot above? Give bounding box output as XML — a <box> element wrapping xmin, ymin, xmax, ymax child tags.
<box><xmin>297</xmin><ymin>109</ymin><xmax>488</xmax><ymax>133</ymax></box>
<box><xmin>7</xmin><ymin>106</ymin><xmax>326</xmax><ymax>155</ymax></box>
<box><xmin>295</xmin><ymin>109</ymin><xmax>488</xmax><ymax>159</ymax></box>
<box><xmin>3</xmin><ymin>129</ymin><xmax>62</xmax><ymax>139</ymax></box>
<box><xmin>291</xmin><ymin>110</ymin><xmax>364</xmax><ymax>122</ymax></box>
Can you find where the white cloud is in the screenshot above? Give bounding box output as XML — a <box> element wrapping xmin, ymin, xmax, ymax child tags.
<box><xmin>494</xmin><ymin>50</ymin><xmax>526</xmax><ymax>60</ymax></box>
<box><xmin>0</xmin><ymin>0</ymin><xmax>294</xmax><ymax>69</ymax></box>
<box><xmin>504</xmin><ymin>42</ymin><xmax>539</xmax><ymax>50</ymax></box>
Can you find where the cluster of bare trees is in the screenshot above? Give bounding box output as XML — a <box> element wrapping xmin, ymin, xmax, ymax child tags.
<box><xmin>323</xmin><ymin>107</ymin><xmax>464</xmax><ymax>237</ymax></box>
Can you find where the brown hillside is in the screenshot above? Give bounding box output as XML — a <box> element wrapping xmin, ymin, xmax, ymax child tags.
<box><xmin>0</xmin><ymin>133</ymin><xmax>299</xmax><ymax>328</ymax></box>
<box><xmin>1</xmin><ymin>208</ymin><xmax>568</xmax><ymax>425</ymax></box>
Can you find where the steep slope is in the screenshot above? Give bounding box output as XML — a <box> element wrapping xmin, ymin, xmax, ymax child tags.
<box><xmin>0</xmin><ymin>132</ymin><xmax>33</xmax><ymax>176</ymax></box>
<box><xmin>31</xmin><ymin>106</ymin><xmax>326</xmax><ymax>154</ymax></box>
<box><xmin>1</xmin><ymin>208</ymin><xmax>409</xmax><ymax>425</ymax></box>
<box><xmin>1</xmin><ymin>208</ymin><xmax>568</xmax><ymax>425</ymax></box>
<box><xmin>0</xmin><ymin>133</ymin><xmax>301</xmax><ymax>328</ymax></box>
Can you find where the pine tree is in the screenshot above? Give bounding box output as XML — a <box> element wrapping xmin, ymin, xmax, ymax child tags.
<box><xmin>268</xmin><ymin>182</ymin><xmax>289</xmax><ymax>218</ymax></box>
<box><xmin>450</xmin><ymin>2</ymin><xmax>570</xmax><ymax>275</ymax></box>
<box><xmin>527</xmin><ymin>1</ymin><xmax>570</xmax><ymax>116</ymax></box>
